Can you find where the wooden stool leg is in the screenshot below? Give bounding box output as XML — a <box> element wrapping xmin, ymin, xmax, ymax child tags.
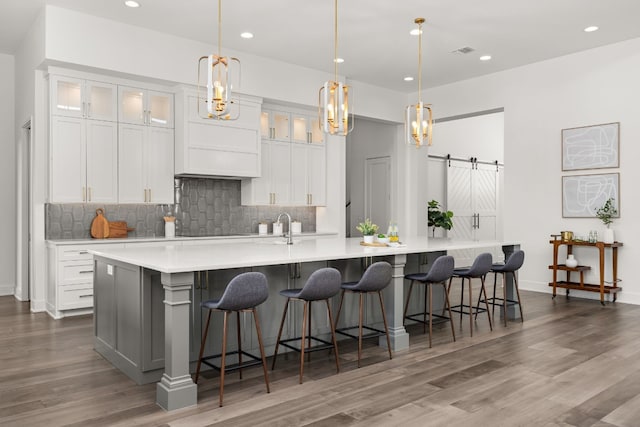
<box><xmin>325</xmin><ymin>299</ymin><xmax>340</xmax><ymax>373</ymax></box>
<box><xmin>252</xmin><ymin>308</ymin><xmax>270</xmax><ymax>394</ymax></box>
<box><xmin>468</xmin><ymin>278</ymin><xmax>473</xmax><ymax>337</ymax></box>
<box><xmin>271</xmin><ymin>298</ymin><xmax>290</xmax><ymax>370</ymax></box>
<box><xmin>423</xmin><ymin>283</ymin><xmax>428</xmax><ymax>334</ymax></box>
<box><xmin>378</xmin><ymin>291</ymin><xmax>393</xmax><ymax>361</ymax></box>
<box><xmin>237</xmin><ymin>311</ymin><xmax>242</xmax><ymax>379</ymax></box>
<box><xmin>481</xmin><ymin>276</ymin><xmax>493</xmax><ymax>330</ymax></box>
<box><xmin>299</xmin><ymin>301</ymin><xmax>308</xmax><ymax>384</ymax></box>
<box><xmin>307</xmin><ymin>301</ymin><xmax>312</xmax><ymax>363</ymax></box>
<box><xmin>502</xmin><ymin>272</ymin><xmax>508</xmax><ymax>327</ymax></box>
<box><xmin>428</xmin><ymin>284</ymin><xmax>433</xmax><ymax>348</ymax></box>
<box><xmin>358</xmin><ymin>292</ymin><xmax>364</xmax><ymax>368</ymax></box>
<box><xmin>195</xmin><ymin>309</ymin><xmax>212</xmax><ymax>383</ymax></box>
<box><xmin>443</xmin><ymin>282</ymin><xmax>456</xmax><ymax>342</ymax></box>
<box><xmin>219</xmin><ymin>311</ymin><xmax>229</xmax><ymax>407</ymax></box>
<box><xmin>514</xmin><ymin>272</ymin><xmax>524</xmax><ymax>322</ymax></box>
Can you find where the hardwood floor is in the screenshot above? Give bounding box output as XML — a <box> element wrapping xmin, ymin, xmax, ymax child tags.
<box><xmin>2</xmin><ymin>289</ymin><xmax>640</xmax><ymax>426</ymax></box>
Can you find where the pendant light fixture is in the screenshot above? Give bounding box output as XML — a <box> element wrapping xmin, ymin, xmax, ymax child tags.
<box><xmin>405</xmin><ymin>18</ymin><xmax>433</xmax><ymax>147</ymax></box>
<box><xmin>319</xmin><ymin>0</ymin><xmax>352</xmax><ymax>135</ymax></box>
<box><xmin>197</xmin><ymin>0</ymin><xmax>240</xmax><ymax>120</ymax></box>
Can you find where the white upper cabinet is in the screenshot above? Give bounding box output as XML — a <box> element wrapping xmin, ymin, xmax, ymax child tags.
<box><xmin>119</xmin><ymin>86</ymin><xmax>174</xmax><ymax>128</ymax></box>
<box><xmin>261</xmin><ymin>109</ymin><xmax>290</xmax><ymax>141</ymax></box>
<box><xmin>51</xmin><ymin>76</ymin><xmax>117</xmax><ymax>122</ymax></box>
<box><xmin>49</xmin><ymin>74</ymin><xmax>118</xmax><ymax>203</ymax></box>
<box><xmin>292</xmin><ymin>112</ymin><xmax>324</xmax><ymax>145</ymax></box>
<box><xmin>118</xmin><ymin>124</ymin><xmax>174</xmax><ymax>204</ymax></box>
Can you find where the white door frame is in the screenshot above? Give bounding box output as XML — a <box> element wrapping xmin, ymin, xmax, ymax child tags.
<box><xmin>16</xmin><ymin>118</ymin><xmax>34</xmax><ymax>301</ymax></box>
<box><xmin>364</xmin><ymin>156</ymin><xmax>391</xmax><ymax>235</ymax></box>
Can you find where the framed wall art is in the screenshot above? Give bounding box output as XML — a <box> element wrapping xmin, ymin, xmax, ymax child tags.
<box><xmin>561</xmin><ymin>122</ymin><xmax>619</xmax><ymax>171</ymax></box>
<box><xmin>562</xmin><ymin>173</ymin><xmax>619</xmax><ymax>218</ymax></box>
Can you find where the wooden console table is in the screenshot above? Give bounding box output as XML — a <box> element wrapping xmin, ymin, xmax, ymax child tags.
<box><xmin>548</xmin><ymin>240</ymin><xmax>622</xmax><ymax>305</ymax></box>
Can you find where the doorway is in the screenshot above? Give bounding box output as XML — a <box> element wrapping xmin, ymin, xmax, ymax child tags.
<box><xmin>16</xmin><ymin>119</ymin><xmax>33</xmax><ymax>301</ymax></box>
<box><xmin>364</xmin><ymin>156</ymin><xmax>391</xmax><ymax>236</ymax></box>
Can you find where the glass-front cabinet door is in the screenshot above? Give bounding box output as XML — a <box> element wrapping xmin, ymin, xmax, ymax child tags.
<box><xmin>51</xmin><ymin>76</ymin><xmax>116</xmax><ymax>121</ymax></box>
<box><xmin>292</xmin><ymin>113</ymin><xmax>324</xmax><ymax>144</ymax></box>
<box><xmin>147</xmin><ymin>91</ymin><xmax>173</xmax><ymax>128</ymax></box>
<box><xmin>119</xmin><ymin>86</ymin><xmax>146</xmax><ymax>125</ymax></box>
<box><xmin>261</xmin><ymin>109</ymin><xmax>290</xmax><ymax>141</ymax></box>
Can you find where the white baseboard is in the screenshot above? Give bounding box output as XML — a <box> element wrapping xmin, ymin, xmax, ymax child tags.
<box><xmin>0</xmin><ymin>283</ymin><xmax>14</xmax><ymax>296</ymax></box>
<box><xmin>31</xmin><ymin>298</ymin><xmax>46</xmax><ymax>313</ymax></box>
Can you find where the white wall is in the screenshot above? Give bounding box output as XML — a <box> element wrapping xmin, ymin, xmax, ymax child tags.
<box><xmin>424</xmin><ymin>37</ymin><xmax>640</xmax><ymax>304</ymax></box>
<box><xmin>14</xmin><ymin>9</ymin><xmax>46</xmax><ymax>310</ymax></box>
<box><xmin>0</xmin><ymin>53</ymin><xmax>16</xmax><ymax>296</ymax></box>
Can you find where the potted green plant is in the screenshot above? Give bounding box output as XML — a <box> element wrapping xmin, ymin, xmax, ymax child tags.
<box><xmin>595</xmin><ymin>197</ymin><xmax>618</xmax><ymax>244</ymax></box>
<box><xmin>356</xmin><ymin>218</ymin><xmax>379</xmax><ymax>244</ymax></box>
<box><xmin>427</xmin><ymin>200</ymin><xmax>454</xmax><ymax>238</ymax></box>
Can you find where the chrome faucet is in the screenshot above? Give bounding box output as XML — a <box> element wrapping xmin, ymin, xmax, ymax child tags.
<box><xmin>276</xmin><ymin>212</ymin><xmax>293</xmax><ymax>245</ymax></box>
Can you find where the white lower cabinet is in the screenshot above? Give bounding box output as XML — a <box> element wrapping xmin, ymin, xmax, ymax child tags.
<box><xmin>47</xmin><ymin>243</ymin><xmax>125</xmax><ymax>319</ymax></box>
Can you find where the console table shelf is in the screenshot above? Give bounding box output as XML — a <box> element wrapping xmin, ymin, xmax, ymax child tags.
<box><xmin>548</xmin><ymin>240</ymin><xmax>622</xmax><ymax>305</ymax></box>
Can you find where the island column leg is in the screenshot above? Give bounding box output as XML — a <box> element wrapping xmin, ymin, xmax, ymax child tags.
<box><xmin>502</xmin><ymin>244</ymin><xmax>521</xmax><ymax>321</ymax></box>
<box><xmin>380</xmin><ymin>254</ymin><xmax>410</xmax><ymax>351</ymax></box>
<box><xmin>157</xmin><ymin>272</ymin><xmax>198</xmax><ymax>411</ymax></box>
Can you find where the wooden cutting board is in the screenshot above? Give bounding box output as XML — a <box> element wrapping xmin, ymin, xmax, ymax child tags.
<box><xmin>108</xmin><ymin>221</ymin><xmax>135</xmax><ymax>238</ymax></box>
<box><xmin>90</xmin><ymin>208</ymin><xmax>110</xmax><ymax>239</ymax></box>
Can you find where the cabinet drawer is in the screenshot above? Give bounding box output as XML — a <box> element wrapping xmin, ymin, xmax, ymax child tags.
<box><xmin>58</xmin><ymin>247</ymin><xmax>93</xmax><ymax>261</ymax></box>
<box><xmin>59</xmin><ymin>283</ymin><xmax>94</xmax><ymax>310</ymax></box>
<box><xmin>60</xmin><ymin>261</ymin><xmax>94</xmax><ymax>284</ymax></box>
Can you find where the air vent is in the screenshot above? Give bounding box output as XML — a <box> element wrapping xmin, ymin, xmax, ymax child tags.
<box><xmin>451</xmin><ymin>46</ymin><xmax>475</xmax><ymax>54</ymax></box>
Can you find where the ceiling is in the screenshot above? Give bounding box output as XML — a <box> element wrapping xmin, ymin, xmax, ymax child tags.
<box><xmin>3</xmin><ymin>0</ymin><xmax>640</xmax><ymax>93</ymax></box>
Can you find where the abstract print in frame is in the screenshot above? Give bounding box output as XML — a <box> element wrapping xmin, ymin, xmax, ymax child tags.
<box><xmin>562</xmin><ymin>173</ymin><xmax>619</xmax><ymax>218</ymax></box>
<box><xmin>562</xmin><ymin>122</ymin><xmax>619</xmax><ymax>171</ymax></box>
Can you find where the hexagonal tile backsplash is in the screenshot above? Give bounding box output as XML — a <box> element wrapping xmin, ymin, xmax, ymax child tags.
<box><xmin>45</xmin><ymin>178</ymin><xmax>316</xmax><ymax>239</ymax></box>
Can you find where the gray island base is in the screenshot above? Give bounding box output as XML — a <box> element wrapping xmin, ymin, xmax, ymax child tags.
<box><xmin>91</xmin><ymin>236</ymin><xmax>520</xmax><ymax>411</ymax></box>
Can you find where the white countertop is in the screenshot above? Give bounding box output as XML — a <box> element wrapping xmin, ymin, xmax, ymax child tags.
<box><xmin>89</xmin><ymin>236</ymin><xmax>519</xmax><ymax>274</ymax></box>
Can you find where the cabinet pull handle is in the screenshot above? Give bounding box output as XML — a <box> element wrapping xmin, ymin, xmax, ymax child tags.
<box><xmin>195</xmin><ymin>271</ymin><xmax>201</xmax><ymax>289</ymax></box>
<box><xmin>82</xmin><ymin>187</ymin><xmax>86</xmax><ymax>202</ymax></box>
<box><xmin>309</xmin><ymin>194</ymin><xmax>312</xmax><ymax>205</ymax></box>
<box><xmin>148</xmin><ymin>188</ymin><xmax>151</xmax><ymax>202</ymax></box>
<box><xmin>204</xmin><ymin>271</ymin><xmax>209</xmax><ymax>290</ymax></box>
<box><xmin>82</xmin><ymin>102</ymin><xmax>86</xmax><ymax>118</ymax></box>
<box><xmin>79</xmin><ymin>270</ymin><xmax>93</xmax><ymax>274</ymax></box>
<box><xmin>477</xmin><ymin>213</ymin><xmax>480</xmax><ymax>229</ymax></box>
<box><xmin>87</xmin><ymin>102</ymin><xmax>91</xmax><ymax>118</ymax></box>
<box><xmin>88</xmin><ymin>187</ymin><xmax>92</xmax><ymax>202</ymax></box>
<box><xmin>79</xmin><ymin>294</ymin><xmax>93</xmax><ymax>298</ymax></box>
<box><xmin>79</xmin><ymin>251</ymin><xmax>89</xmax><ymax>255</ymax></box>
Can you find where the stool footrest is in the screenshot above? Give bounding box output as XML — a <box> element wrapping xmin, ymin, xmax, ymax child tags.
<box><xmin>450</xmin><ymin>303</ymin><xmax>487</xmax><ymax>315</ymax></box>
<box><xmin>405</xmin><ymin>312</ymin><xmax>451</xmax><ymax>325</ymax></box>
<box><xmin>279</xmin><ymin>336</ymin><xmax>335</xmax><ymax>354</ymax></box>
<box><xmin>201</xmin><ymin>350</ymin><xmax>264</xmax><ymax>373</ymax></box>
<box><xmin>483</xmin><ymin>297</ymin><xmax>520</xmax><ymax>307</ymax></box>
<box><xmin>336</xmin><ymin>325</ymin><xmax>386</xmax><ymax>341</ymax></box>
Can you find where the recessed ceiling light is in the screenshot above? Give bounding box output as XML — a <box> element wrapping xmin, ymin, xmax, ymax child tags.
<box><xmin>240</xmin><ymin>32</ymin><xmax>254</xmax><ymax>39</ymax></box>
<box><xmin>334</xmin><ymin>58</ymin><xmax>344</xmax><ymax>63</ymax></box>
<box><xmin>124</xmin><ymin>1</ymin><xmax>140</xmax><ymax>8</ymax></box>
<box><xmin>480</xmin><ymin>55</ymin><xmax>492</xmax><ymax>61</ymax></box>
<box><xmin>584</xmin><ymin>26</ymin><xmax>599</xmax><ymax>33</ymax></box>
<box><xmin>404</xmin><ymin>76</ymin><xmax>414</xmax><ymax>82</ymax></box>
<box><xmin>410</xmin><ymin>28</ymin><xmax>422</xmax><ymax>36</ymax></box>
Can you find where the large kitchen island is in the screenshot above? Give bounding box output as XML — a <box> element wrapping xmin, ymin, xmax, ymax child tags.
<box><xmin>90</xmin><ymin>236</ymin><xmax>520</xmax><ymax>411</ymax></box>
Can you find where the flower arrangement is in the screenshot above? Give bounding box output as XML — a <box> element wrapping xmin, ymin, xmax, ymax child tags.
<box><xmin>595</xmin><ymin>198</ymin><xmax>618</xmax><ymax>228</ymax></box>
<box><xmin>356</xmin><ymin>218</ymin><xmax>379</xmax><ymax>236</ymax></box>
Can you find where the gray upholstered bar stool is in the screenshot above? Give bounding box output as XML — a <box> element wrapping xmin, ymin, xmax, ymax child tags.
<box><xmin>194</xmin><ymin>272</ymin><xmax>270</xmax><ymax>407</ymax></box>
<box><xmin>403</xmin><ymin>255</ymin><xmax>456</xmax><ymax>348</ymax></box>
<box><xmin>476</xmin><ymin>250</ymin><xmax>525</xmax><ymax>326</ymax></box>
<box><xmin>335</xmin><ymin>261</ymin><xmax>393</xmax><ymax>368</ymax></box>
<box><xmin>447</xmin><ymin>252</ymin><xmax>493</xmax><ymax>337</ymax></box>
<box><xmin>272</xmin><ymin>267</ymin><xmax>342</xmax><ymax>384</ymax></box>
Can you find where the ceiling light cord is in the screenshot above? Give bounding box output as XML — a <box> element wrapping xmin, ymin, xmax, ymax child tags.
<box><xmin>334</xmin><ymin>0</ymin><xmax>338</xmax><ymax>80</ymax></box>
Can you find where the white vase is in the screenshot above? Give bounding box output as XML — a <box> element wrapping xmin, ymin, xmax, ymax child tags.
<box><xmin>363</xmin><ymin>235</ymin><xmax>374</xmax><ymax>244</ymax></box>
<box><xmin>603</xmin><ymin>228</ymin><xmax>614</xmax><ymax>244</ymax></box>
<box><xmin>565</xmin><ymin>254</ymin><xmax>578</xmax><ymax>268</ymax></box>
